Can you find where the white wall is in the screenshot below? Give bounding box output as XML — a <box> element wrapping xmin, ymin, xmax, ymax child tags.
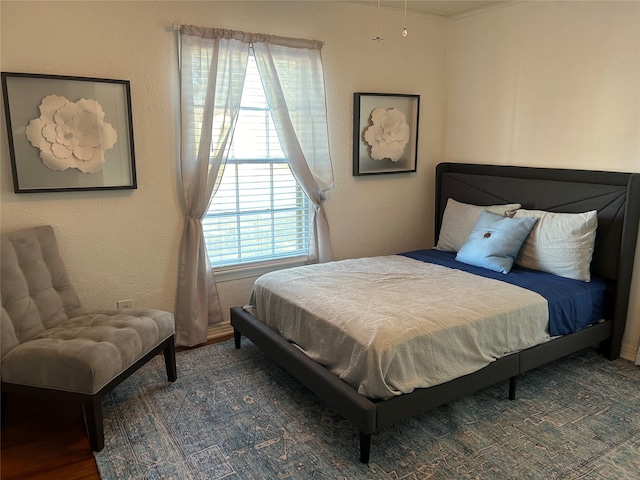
<box><xmin>0</xmin><ymin>2</ymin><xmax>445</xmax><ymax>318</ymax></box>
<box><xmin>2</xmin><ymin>0</ymin><xmax>638</xmax><ymax>359</ymax></box>
<box><xmin>444</xmin><ymin>0</ymin><xmax>640</xmax><ymax>359</ymax></box>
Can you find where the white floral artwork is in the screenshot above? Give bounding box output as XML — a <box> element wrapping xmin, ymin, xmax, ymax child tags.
<box><xmin>25</xmin><ymin>95</ymin><xmax>118</xmax><ymax>173</ymax></box>
<box><xmin>363</xmin><ymin>107</ymin><xmax>410</xmax><ymax>162</ymax></box>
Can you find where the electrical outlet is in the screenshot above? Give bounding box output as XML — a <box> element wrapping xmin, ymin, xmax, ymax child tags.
<box><xmin>117</xmin><ymin>299</ymin><xmax>133</xmax><ymax>310</ymax></box>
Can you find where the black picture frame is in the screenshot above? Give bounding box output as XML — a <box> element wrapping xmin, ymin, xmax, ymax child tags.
<box><xmin>1</xmin><ymin>72</ymin><xmax>137</xmax><ymax>193</ymax></box>
<box><xmin>353</xmin><ymin>92</ymin><xmax>420</xmax><ymax>176</ymax></box>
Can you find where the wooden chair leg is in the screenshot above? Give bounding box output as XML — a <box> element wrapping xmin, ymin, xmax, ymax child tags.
<box><xmin>84</xmin><ymin>396</ymin><xmax>104</xmax><ymax>452</ymax></box>
<box><xmin>164</xmin><ymin>339</ymin><xmax>177</xmax><ymax>382</ymax></box>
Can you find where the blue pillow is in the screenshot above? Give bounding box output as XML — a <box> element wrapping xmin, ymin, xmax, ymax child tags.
<box><xmin>455</xmin><ymin>210</ymin><xmax>537</xmax><ymax>274</ymax></box>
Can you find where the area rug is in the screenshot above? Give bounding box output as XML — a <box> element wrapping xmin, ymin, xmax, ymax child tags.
<box><xmin>94</xmin><ymin>340</ymin><xmax>640</xmax><ymax>479</ymax></box>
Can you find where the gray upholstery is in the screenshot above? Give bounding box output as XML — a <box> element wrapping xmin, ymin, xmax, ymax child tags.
<box><xmin>2</xmin><ymin>309</ymin><xmax>174</xmax><ymax>394</ymax></box>
<box><xmin>1</xmin><ymin>225</ymin><xmax>86</xmax><ymax>348</ymax></box>
<box><xmin>1</xmin><ymin>225</ymin><xmax>177</xmax><ymax>450</ymax></box>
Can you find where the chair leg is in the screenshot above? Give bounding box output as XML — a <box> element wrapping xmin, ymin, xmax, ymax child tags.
<box><xmin>164</xmin><ymin>339</ymin><xmax>177</xmax><ymax>382</ymax></box>
<box><xmin>84</xmin><ymin>396</ymin><xmax>104</xmax><ymax>451</ymax></box>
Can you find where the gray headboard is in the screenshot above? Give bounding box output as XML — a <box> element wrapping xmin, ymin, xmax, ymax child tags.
<box><xmin>435</xmin><ymin>163</ymin><xmax>640</xmax><ymax>358</ymax></box>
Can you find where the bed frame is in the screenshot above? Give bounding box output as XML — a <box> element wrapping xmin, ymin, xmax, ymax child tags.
<box><xmin>231</xmin><ymin>163</ymin><xmax>640</xmax><ymax>463</ymax></box>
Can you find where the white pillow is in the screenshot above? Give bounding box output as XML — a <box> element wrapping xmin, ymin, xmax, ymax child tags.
<box><xmin>513</xmin><ymin>209</ymin><xmax>598</xmax><ymax>282</ymax></box>
<box><xmin>436</xmin><ymin>198</ymin><xmax>522</xmax><ymax>253</ymax></box>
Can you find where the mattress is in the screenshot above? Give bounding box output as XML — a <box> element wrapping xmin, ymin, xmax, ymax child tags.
<box><xmin>402</xmin><ymin>249</ymin><xmax>607</xmax><ymax>335</ymax></box>
<box><xmin>246</xmin><ymin>254</ymin><xmax>552</xmax><ymax>399</ymax></box>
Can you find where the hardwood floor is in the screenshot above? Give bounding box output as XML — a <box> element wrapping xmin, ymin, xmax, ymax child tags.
<box><xmin>1</xmin><ymin>394</ymin><xmax>98</xmax><ymax>479</ymax></box>
<box><xmin>1</xmin><ymin>335</ymin><xmax>231</xmax><ymax>479</ymax></box>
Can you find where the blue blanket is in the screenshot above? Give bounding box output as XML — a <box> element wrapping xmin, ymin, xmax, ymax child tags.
<box><xmin>400</xmin><ymin>249</ymin><xmax>606</xmax><ymax>336</ymax></box>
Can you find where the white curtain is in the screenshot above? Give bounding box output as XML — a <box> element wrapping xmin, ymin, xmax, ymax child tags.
<box><xmin>175</xmin><ymin>27</ymin><xmax>249</xmax><ymax>347</ymax></box>
<box><xmin>176</xmin><ymin>26</ymin><xmax>334</xmax><ymax>346</ymax></box>
<box><xmin>252</xmin><ymin>40</ymin><xmax>334</xmax><ymax>262</ymax></box>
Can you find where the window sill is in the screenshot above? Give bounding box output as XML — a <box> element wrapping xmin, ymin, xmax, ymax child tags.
<box><xmin>212</xmin><ymin>256</ymin><xmax>308</xmax><ymax>283</ymax></box>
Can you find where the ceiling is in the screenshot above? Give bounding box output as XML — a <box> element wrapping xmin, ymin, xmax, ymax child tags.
<box><xmin>356</xmin><ymin>1</ymin><xmax>510</xmax><ymax>18</ymax></box>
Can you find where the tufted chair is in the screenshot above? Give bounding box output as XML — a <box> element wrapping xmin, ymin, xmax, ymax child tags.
<box><xmin>1</xmin><ymin>225</ymin><xmax>177</xmax><ymax>451</ymax></box>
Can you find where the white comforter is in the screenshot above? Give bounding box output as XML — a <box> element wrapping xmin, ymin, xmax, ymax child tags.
<box><xmin>247</xmin><ymin>255</ymin><xmax>550</xmax><ymax>399</ymax></box>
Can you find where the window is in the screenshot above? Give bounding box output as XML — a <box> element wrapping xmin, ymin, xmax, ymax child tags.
<box><xmin>202</xmin><ymin>50</ymin><xmax>311</xmax><ymax>268</ymax></box>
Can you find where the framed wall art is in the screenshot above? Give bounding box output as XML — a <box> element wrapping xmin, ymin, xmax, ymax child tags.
<box><xmin>353</xmin><ymin>92</ymin><xmax>420</xmax><ymax>176</ymax></box>
<box><xmin>1</xmin><ymin>72</ymin><xmax>137</xmax><ymax>193</ymax></box>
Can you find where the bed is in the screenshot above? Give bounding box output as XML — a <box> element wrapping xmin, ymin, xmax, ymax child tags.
<box><xmin>230</xmin><ymin>162</ymin><xmax>640</xmax><ymax>463</ymax></box>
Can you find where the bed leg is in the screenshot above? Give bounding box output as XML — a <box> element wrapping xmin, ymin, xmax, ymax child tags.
<box><xmin>234</xmin><ymin>328</ymin><xmax>242</xmax><ymax>349</ymax></box>
<box><xmin>359</xmin><ymin>432</ymin><xmax>371</xmax><ymax>463</ymax></box>
<box><xmin>509</xmin><ymin>376</ymin><xmax>517</xmax><ymax>400</ymax></box>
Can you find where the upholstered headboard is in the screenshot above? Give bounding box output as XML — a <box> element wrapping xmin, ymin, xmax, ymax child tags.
<box><xmin>435</xmin><ymin>163</ymin><xmax>640</xmax><ymax>358</ymax></box>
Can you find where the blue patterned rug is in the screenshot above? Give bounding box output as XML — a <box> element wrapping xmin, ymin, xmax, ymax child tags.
<box><xmin>94</xmin><ymin>340</ymin><xmax>640</xmax><ymax>479</ymax></box>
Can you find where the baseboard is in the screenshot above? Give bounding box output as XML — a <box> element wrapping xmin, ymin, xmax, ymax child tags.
<box><xmin>207</xmin><ymin>322</ymin><xmax>234</xmax><ymax>341</ymax></box>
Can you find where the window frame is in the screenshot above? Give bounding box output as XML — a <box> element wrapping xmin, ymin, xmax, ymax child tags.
<box><xmin>203</xmin><ymin>48</ymin><xmax>312</xmax><ymax>272</ymax></box>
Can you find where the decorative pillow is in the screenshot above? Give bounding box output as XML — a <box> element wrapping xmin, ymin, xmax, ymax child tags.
<box><xmin>436</xmin><ymin>199</ymin><xmax>522</xmax><ymax>253</ymax></box>
<box><xmin>513</xmin><ymin>209</ymin><xmax>598</xmax><ymax>282</ymax></box>
<box><xmin>455</xmin><ymin>210</ymin><xmax>538</xmax><ymax>274</ymax></box>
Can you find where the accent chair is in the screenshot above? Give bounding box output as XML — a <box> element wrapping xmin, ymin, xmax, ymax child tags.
<box><xmin>1</xmin><ymin>225</ymin><xmax>177</xmax><ymax>451</ymax></box>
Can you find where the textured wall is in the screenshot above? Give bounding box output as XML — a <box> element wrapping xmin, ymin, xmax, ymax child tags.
<box><xmin>2</xmin><ymin>1</ymin><xmax>638</xmax><ymax>360</ymax></box>
<box><xmin>0</xmin><ymin>1</ymin><xmax>445</xmax><ymax>316</ymax></box>
<box><xmin>443</xmin><ymin>0</ymin><xmax>640</xmax><ymax>359</ymax></box>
